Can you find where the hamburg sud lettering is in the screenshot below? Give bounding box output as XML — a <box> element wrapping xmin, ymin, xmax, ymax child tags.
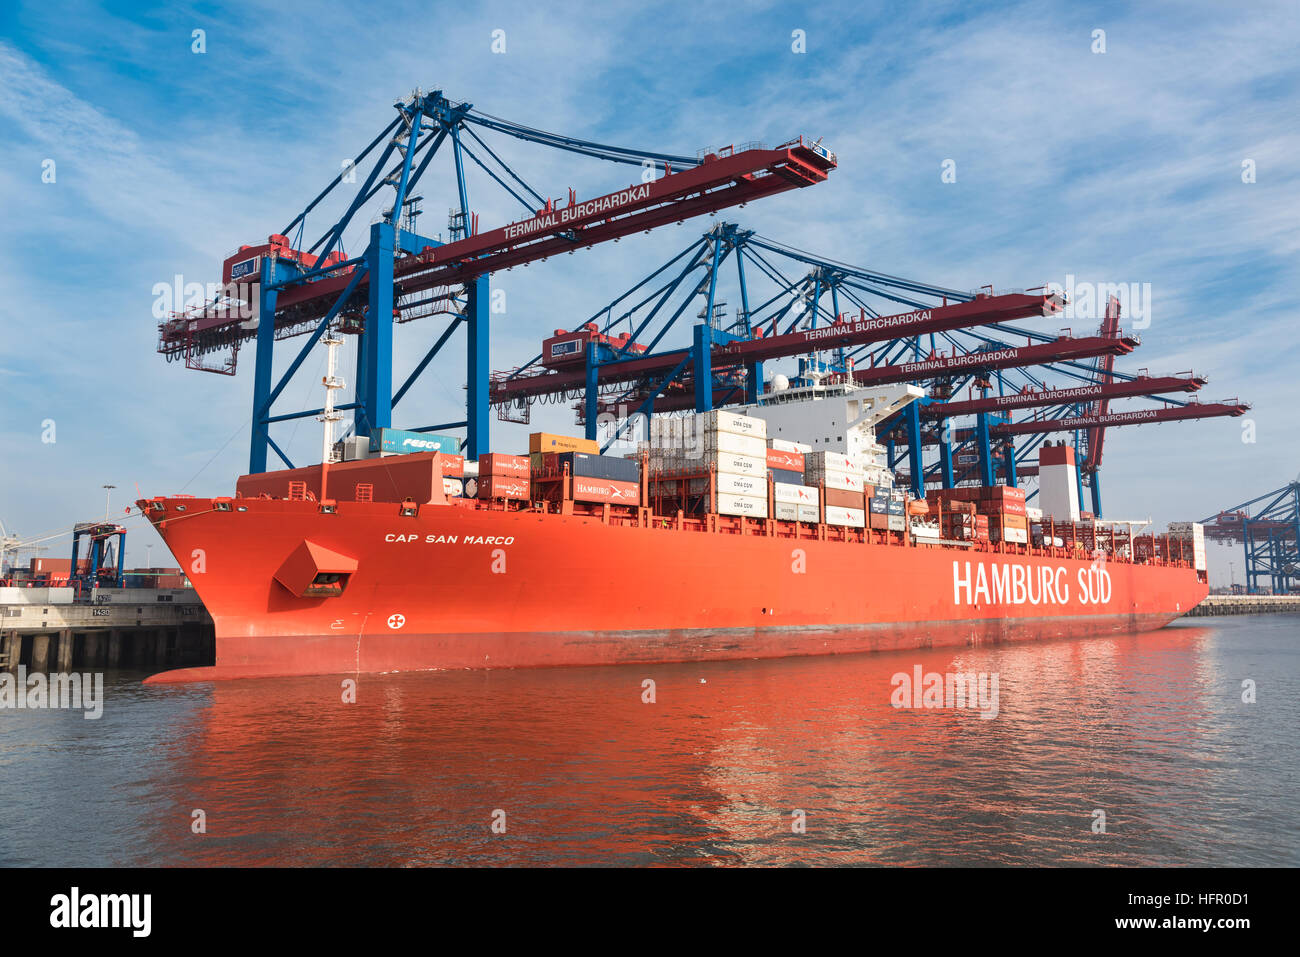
<box><xmin>953</xmin><ymin>560</ymin><xmax>1113</xmax><ymax>606</ymax></box>
<box><xmin>503</xmin><ymin>185</ymin><xmax>653</xmax><ymax>241</ymax></box>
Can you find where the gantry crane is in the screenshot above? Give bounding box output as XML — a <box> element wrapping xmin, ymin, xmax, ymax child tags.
<box><xmin>1200</xmin><ymin>479</ymin><xmax>1300</xmax><ymax>593</ymax></box>
<box><xmin>488</xmin><ymin>222</ymin><xmax>1244</xmax><ymax>507</ymax></box>
<box><xmin>155</xmin><ymin>92</ymin><xmax>836</xmax><ymax>470</ymax></box>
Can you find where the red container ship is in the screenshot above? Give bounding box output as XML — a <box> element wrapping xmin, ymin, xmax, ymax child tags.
<box><xmin>138</xmin><ymin>435</ymin><xmax>1207</xmax><ymax>683</ymax></box>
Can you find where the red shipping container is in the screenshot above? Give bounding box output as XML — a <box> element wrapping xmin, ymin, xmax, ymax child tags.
<box><xmin>981</xmin><ymin>485</ymin><xmax>1026</xmax><ymax>504</ymax></box>
<box><xmin>438</xmin><ymin>454</ymin><xmax>466</xmax><ymax>478</ymax></box>
<box><xmin>766</xmin><ymin>448</ymin><xmax>805</xmax><ymax>472</ymax></box>
<box><xmin>824</xmin><ymin>487</ymin><xmax>863</xmax><ymax>509</ymax></box>
<box><xmin>572</xmin><ymin>477</ymin><xmax>639</xmax><ymax>505</ymax></box>
<box><xmin>480</xmin><ymin>453</ymin><xmax>530</xmax><ymax>478</ymax></box>
<box><xmin>478</xmin><ymin>476</ymin><xmax>530</xmax><ymax>501</ymax></box>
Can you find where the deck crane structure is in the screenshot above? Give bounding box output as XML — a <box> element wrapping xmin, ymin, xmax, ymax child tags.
<box><xmin>489</xmin><ymin>224</ymin><xmax>1242</xmax><ymax>511</ymax></box>
<box><xmin>155</xmin><ymin>91</ymin><xmax>837</xmax><ymax>471</ymax></box>
<box><xmin>1200</xmin><ymin>479</ymin><xmax>1300</xmax><ymax>594</ymax></box>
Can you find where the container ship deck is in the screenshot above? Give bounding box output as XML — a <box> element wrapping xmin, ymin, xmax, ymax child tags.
<box><xmin>138</xmin><ymin>400</ymin><xmax>1207</xmax><ymax>683</ymax></box>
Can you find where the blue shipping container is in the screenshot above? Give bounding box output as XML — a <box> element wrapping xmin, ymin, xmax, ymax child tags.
<box><xmin>370</xmin><ymin>428</ymin><xmax>461</xmax><ymax>456</ymax></box>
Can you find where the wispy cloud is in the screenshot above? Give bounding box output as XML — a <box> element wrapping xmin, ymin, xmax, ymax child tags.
<box><xmin>0</xmin><ymin>0</ymin><xmax>1296</xmax><ymax>571</ymax></box>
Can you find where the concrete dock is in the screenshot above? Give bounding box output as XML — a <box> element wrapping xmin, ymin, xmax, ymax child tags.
<box><xmin>0</xmin><ymin>586</ymin><xmax>214</xmax><ymax>674</ymax></box>
<box><xmin>1186</xmin><ymin>594</ymin><xmax>1300</xmax><ymax>617</ymax></box>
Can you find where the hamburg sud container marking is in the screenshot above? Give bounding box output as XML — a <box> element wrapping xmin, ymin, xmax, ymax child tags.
<box><xmin>953</xmin><ymin>560</ymin><xmax>1112</xmax><ymax>606</ymax></box>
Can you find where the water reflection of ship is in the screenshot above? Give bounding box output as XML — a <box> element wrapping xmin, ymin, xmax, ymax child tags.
<box><xmin>150</xmin><ymin>625</ymin><xmax>1214</xmax><ymax>866</ymax></box>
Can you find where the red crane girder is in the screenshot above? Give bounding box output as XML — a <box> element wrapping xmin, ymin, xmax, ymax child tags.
<box><xmin>923</xmin><ymin>374</ymin><xmax>1205</xmax><ymax>418</ymax></box>
<box><xmin>491</xmin><ymin>291</ymin><xmax>1062</xmax><ymax>404</ymax></box>
<box><xmin>992</xmin><ymin>401</ymin><xmax>1249</xmax><ymax>435</ymax></box>
<box><xmin>851</xmin><ymin>333</ymin><xmax>1137</xmax><ymax>388</ymax></box>
<box><xmin>271</xmin><ymin>141</ymin><xmax>836</xmax><ymax>321</ymax></box>
<box><xmin>897</xmin><ymin>401</ymin><xmax>1250</xmax><ymax>446</ymax></box>
<box><xmin>720</xmin><ymin>291</ymin><xmax>1064</xmax><ymax>364</ymax></box>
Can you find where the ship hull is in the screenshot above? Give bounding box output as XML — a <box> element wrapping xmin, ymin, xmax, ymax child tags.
<box><xmin>140</xmin><ymin>497</ymin><xmax>1207</xmax><ymax>682</ymax></box>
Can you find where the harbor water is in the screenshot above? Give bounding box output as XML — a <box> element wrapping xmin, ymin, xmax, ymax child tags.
<box><xmin>1</xmin><ymin>615</ymin><xmax>1296</xmax><ymax>867</ymax></box>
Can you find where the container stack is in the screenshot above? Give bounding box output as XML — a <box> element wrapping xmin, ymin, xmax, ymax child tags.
<box><xmin>1167</xmin><ymin>521</ymin><xmax>1207</xmax><ymax>571</ymax></box>
<box><xmin>765</xmin><ymin>438</ymin><xmax>819</xmax><ymax>522</ymax></box>
<box><xmin>528</xmin><ymin>431</ymin><xmax>598</xmax><ymax>474</ymax></box>
<box><xmin>927</xmin><ymin>485</ymin><xmax>1028</xmax><ymax>544</ymax></box>
<box><xmin>559</xmin><ymin>451</ymin><xmax>640</xmax><ymax>505</ymax></box>
<box><xmin>528</xmin><ymin>432</ymin><xmax>641</xmax><ymax>506</ymax></box>
<box><xmin>649</xmin><ymin>410</ymin><xmax>768</xmax><ymax>517</ymax></box>
<box><xmin>475</xmin><ymin>453</ymin><xmax>531</xmax><ymax>502</ymax></box>
<box><xmin>806</xmin><ymin>451</ymin><xmax>866</xmax><ymax>528</ymax></box>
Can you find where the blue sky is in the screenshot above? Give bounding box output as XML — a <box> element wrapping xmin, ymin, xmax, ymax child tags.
<box><xmin>1</xmin><ymin>0</ymin><xmax>1296</xmax><ymax>584</ymax></box>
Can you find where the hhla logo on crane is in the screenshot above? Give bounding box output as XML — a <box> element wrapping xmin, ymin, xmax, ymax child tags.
<box><xmin>1046</xmin><ymin>275</ymin><xmax>1152</xmax><ymax>329</ymax></box>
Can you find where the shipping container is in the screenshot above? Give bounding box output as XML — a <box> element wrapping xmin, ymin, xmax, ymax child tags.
<box><xmin>370</xmin><ymin>428</ymin><xmax>460</xmax><ymax>456</ymax></box>
<box><xmin>808</xmin><ymin>469</ymin><xmax>866</xmax><ymax>493</ymax></box>
<box><xmin>825</xmin><ymin>487</ymin><xmax>864</xmax><ymax>510</ymax></box>
<box><xmin>887</xmin><ymin>514</ymin><xmax>906</xmax><ymax>532</ymax></box>
<box><xmin>529</xmin><ymin>432</ymin><xmax>599</xmax><ymax>454</ymax></box>
<box><xmin>768</xmin><ymin>437</ymin><xmax>813</xmax><ymax>454</ymax></box>
<box><xmin>773</xmin><ymin>501</ymin><xmax>799</xmax><ymax>521</ymax></box>
<box><xmin>765</xmin><ymin>448</ymin><xmax>805</xmax><ymax>472</ymax></box>
<box><xmin>772</xmin><ymin>483</ymin><xmax>819</xmax><ymax>505</ymax></box>
<box><xmin>693</xmin><ymin>409</ymin><xmax>767</xmax><ymax>438</ymax></box>
<box><xmin>558</xmin><ymin>451</ymin><xmax>640</xmax><ymax>483</ymax></box>
<box><xmin>479</xmin><ymin>453</ymin><xmax>530</xmax><ymax>478</ymax></box>
<box><xmin>702</xmin><ymin>430</ymin><xmax>766</xmax><ymax>458</ymax></box>
<box><xmin>804</xmin><ymin>450</ymin><xmax>858</xmax><ymax>473</ymax></box>
<box><xmin>768</xmin><ymin>467</ymin><xmax>803</xmax><ymax>484</ymax></box>
<box><xmin>796</xmin><ymin>503</ymin><xmax>820</xmax><ymax>523</ymax></box>
<box><xmin>477</xmin><ymin>475</ymin><xmax>530</xmax><ymax>501</ymax></box>
<box><xmin>706</xmin><ymin>492</ymin><xmax>768</xmax><ymax>518</ymax></box>
<box><xmin>571</xmin><ymin>477</ymin><xmax>639</xmax><ymax>505</ymax></box>
<box><xmin>685</xmin><ymin>473</ymin><xmax>766</xmax><ymax>497</ymax></box>
<box><xmin>437</xmin><ymin>454</ymin><xmax>466</xmax><ymax>478</ymax></box>
<box><xmin>650</xmin><ymin>450</ymin><xmax>765</xmax><ymax>477</ymax></box>
<box><xmin>826</xmin><ymin>506</ymin><xmax>866</xmax><ymax>528</ymax></box>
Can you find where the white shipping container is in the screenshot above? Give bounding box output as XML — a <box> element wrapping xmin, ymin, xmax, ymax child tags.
<box><xmin>1004</xmin><ymin>527</ymin><xmax>1029</xmax><ymax>545</ymax></box>
<box><xmin>797</xmin><ymin>503</ymin><xmax>820</xmax><ymax>523</ymax></box>
<box><xmin>773</xmin><ymin>501</ymin><xmax>799</xmax><ymax>521</ymax></box>
<box><xmin>693</xmin><ymin>409</ymin><xmax>767</xmax><ymax>439</ymax></box>
<box><xmin>773</xmin><ymin>483</ymin><xmax>819</xmax><ymax>505</ymax></box>
<box><xmin>649</xmin><ymin>450</ymin><xmax>765</xmax><ymax>477</ymax></box>
<box><xmin>805</xmin><ymin>450</ymin><xmax>858</xmax><ymax>473</ymax></box>
<box><xmin>911</xmin><ymin>520</ymin><xmax>941</xmax><ymax>539</ymax></box>
<box><xmin>807</xmin><ymin>469</ymin><xmax>865</xmax><ymax>493</ymax></box>
<box><xmin>825</xmin><ymin>506</ymin><xmax>866</xmax><ymax>528</ymax></box>
<box><xmin>1025</xmin><ymin>506</ymin><xmax>1043</xmax><ymax>522</ymax></box>
<box><xmin>768</xmin><ymin>437</ymin><xmax>812</xmax><ymax>453</ymax></box>
<box><xmin>710</xmin><ymin>492</ymin><xmax>768</xmax><ymax>518</ymax></box>
<box><xmin>702</xmin><ymin>430</ymin><xmax>766</xmax><ymax>457</ymax></box>
<box><xmin>688</xmin><ymin>473</ymin><xmax>766</xmax><ymax>496</ymax></box>
<box><xmin>714</xmin><ymin>452</ymin><xmax>765</xmax><ymax>476</ymax></box>
<box><xmin>443</xmin><ymin>477</ymin><xmax>463</xmax><ymax>497</ymax></box>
